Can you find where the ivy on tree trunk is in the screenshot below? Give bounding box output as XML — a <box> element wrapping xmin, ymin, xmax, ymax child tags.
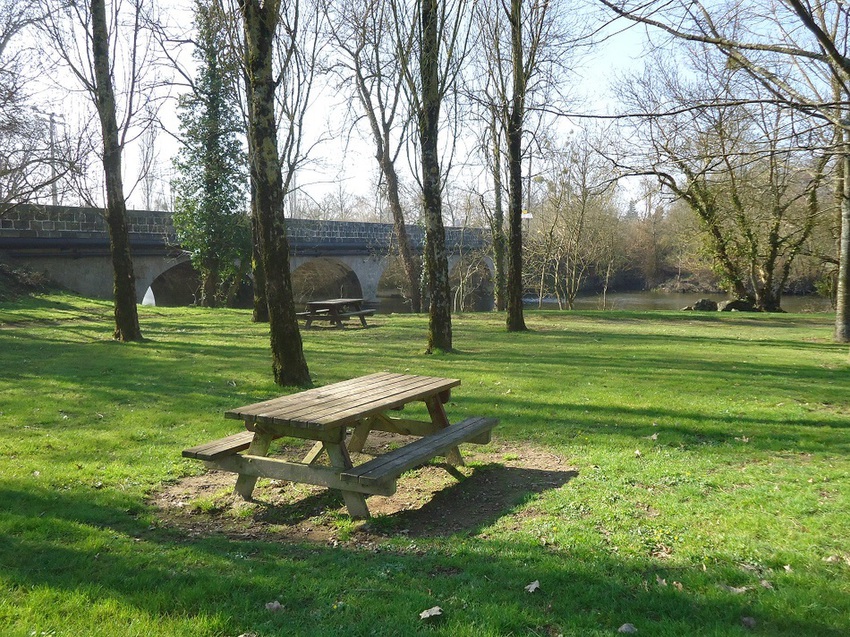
<box><xmin>420</xmin><ymin>0</ymin><xmax>452</xmax><ymax>352</ymax></box>
<box><xmin>239</xmin><ymin>0</ymin><xmax>309</xmax><ymax>386</ymax></box>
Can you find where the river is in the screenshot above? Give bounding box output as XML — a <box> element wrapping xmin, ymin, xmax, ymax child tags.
<box><xmin>530</xmin><ymin>291</ymin><xmax>833</xmax><ymax>313</ymax></box>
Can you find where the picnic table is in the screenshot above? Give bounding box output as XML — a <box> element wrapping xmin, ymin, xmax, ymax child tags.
<box><xmin>182</xmin><ymin>373</ymin><xmax>498</xmax><ymax>518</ymax></box>
<box><xmin>297</xmin><ymin>297</ymin><xmax>375</xmax><ymax>328</ymax></box>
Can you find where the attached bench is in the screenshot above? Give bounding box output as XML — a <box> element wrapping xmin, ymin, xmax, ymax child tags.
<box><xmin>182</xmin><ymin>431</ymin><xmax>256</xmax><ymax>461</ymax></box>
<box><xmin>339</xmin><ymin>416</ymin><xmax>498</xmax><ymax>490</ymax></box>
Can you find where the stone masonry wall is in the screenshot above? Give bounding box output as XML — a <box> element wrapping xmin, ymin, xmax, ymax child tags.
<box><xmin>1</xmin><ymin>204</ymin><xmax>487</xmax><ymax>251</ymax></box>
<box><xmin>0</xmin><ymin>204</ymin><xmax>175</xmax><ymax>240</ymax></box>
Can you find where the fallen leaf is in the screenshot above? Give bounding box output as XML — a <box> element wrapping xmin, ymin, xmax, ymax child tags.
<box><xmin>784</xmin><ymin>564</ymin><xmax>793</xmax><ymax>572</ymax></box>
<box><xmin>419</xmin><ymin>606</ymin><xmax>443</xmax><ymax>620</ymax></box>
<box><xmin>265</xmin><ymin>600</ymin><xmax>283</xmax><ymax>612</ymax></box>
<box><xmin>634</xmin><ymin>449</ymin><xmax>642</xmax><ymax>458</ymax></box>
<box><xmin>656</xmin><ymin>575</ymin><xmax>667</xmax><ymax>587</ymax></box>
<box><xmin>673</xmin><ymin>581</ymin><xmax>684</xmax><ymax>591</ymax></box>
<box><xmin>618</xmin><ymin>623</ymin><xmax>638</xmax><ymax>634</ymax></box>
<box><xmin>720</xmin><ymin>584</ymin><xmax>751</xmax><ymax>594</ymax></box>
<box><xmin>525</xmin><ymin>580</ymin><xmax>540</xmax><ymax>593</ymax></box>
<box><xmin>645</xmin><ymin>433</ymin><xmax>658</xmax><ymax>440</ymax></box>
<box><xmin>760</xmin><ymin>579</ymin><xmax>774</xmax><ymax>590</ymax></box>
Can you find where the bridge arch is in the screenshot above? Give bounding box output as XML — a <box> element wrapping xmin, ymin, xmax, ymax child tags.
<box><xmin>142</xmin><ymin>255</ymin><xmax>198</xmax><ymax>306</ymax></box>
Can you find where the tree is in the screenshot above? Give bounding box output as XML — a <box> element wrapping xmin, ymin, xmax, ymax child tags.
<box><xmin>323</xmin><ymin>0</ymin><xmax>423</xmax><ymax>312</ymax></box>
<box><xmin>38</xmin><ymin>0</ymin><xmax>160</xmax><ymax>341</ymax></box>
<box><xmin>597</xmin><ymin>0</ymin><xmax>850</xmax><ymax>336</ymax></box>
<box><xmin>472</xmin><ymin>0</ymin><xmax>576</xmax><ymax>331</ymax></box>
<box><xmin>235</xmin><ymin>0</ymin><xmax>311</xmax><ymax>386</ymax></box>
<box><xmin>0</xmin><ymin>1</ymin><xmax>79</xmax><ymax>212</ymax></box>
<box><xmin>391</xmin><ymin>0</ymin><xmax>473</xmax><ymax>352</ymax></box>
<box><xmin>172</xmin><ymin>0</ymin><xmax>249</xmax><ymax>308</ymax></box>
<box><xmin>418</xmin><ymin>0</ymin><xmax>454</xmax><ymax>349</ymax></box>
<box><xmin>525</xmin><ymin>129</ymin><xmax>619</xmax><ymax>309</ymax></box>
<box><xmin>616</xmin><ymin>46</ymin><xmax>828</xmax><ymax>311</ymax></box>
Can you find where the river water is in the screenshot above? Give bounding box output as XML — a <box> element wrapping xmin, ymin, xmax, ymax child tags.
<box><xmin>534</xmin><ymin>291</ymin><xmax>833</xmax><ymax>313</ymax></box>
<box><xmin>376</xmin><ymin>291</ymin><xmax>832</xmax><ymax>313</ymax></box>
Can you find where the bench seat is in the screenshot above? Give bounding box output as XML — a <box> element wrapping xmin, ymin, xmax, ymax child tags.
<box><xmin>182</xmin><ymin>431</ymin><xmax>257</xmax><ymax>461</ymax></box>
<box><xmin>339</xmin><ymin>416</ymin><xmax>497</xmax><ymax>488</ymax></box>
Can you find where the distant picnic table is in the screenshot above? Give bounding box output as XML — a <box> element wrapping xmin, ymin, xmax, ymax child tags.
<box><xmin>182</xmin><ymin>373</ymin><xmax>498</xmax><ymax>518</ymax></box>
<box><xmin>297</xmin><ymin>297</ymin><xmax>375</xmax><ymax>328</ymax></box>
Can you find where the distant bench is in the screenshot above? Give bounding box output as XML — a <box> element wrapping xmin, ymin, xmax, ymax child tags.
<box><xmin>297</xmin><ymin>308</ymin><xmax>375</xmax><ymax>328</ymax></box>
<box><xmin>297</xmin><ymin>297</ymin><xmax>375</xmax><ymax>328</ymax></box>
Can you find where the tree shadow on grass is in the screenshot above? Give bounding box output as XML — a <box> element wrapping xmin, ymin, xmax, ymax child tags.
<box><xmin>4</xmin><ymin>482</ymin><xmax>848</xmax><ymax>636</ymax></box>
<box><xmin>368</xmin><ymin>463</ymin><xmax>577</xmax><ymax>538</ymax></box>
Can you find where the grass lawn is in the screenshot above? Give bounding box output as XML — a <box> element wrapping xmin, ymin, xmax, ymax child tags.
<box><xmin>1</xmin><ymin>293</ymin><xmax>848</xmax><ymax>636</ymax></box>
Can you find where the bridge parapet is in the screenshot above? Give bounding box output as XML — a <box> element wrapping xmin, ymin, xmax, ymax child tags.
<box><xmin>285</xmin><ymin>218</ymin><xmax>488</xmax><ymax>255</ymax></box>
<box><xmin>1</xmin><ymin>204</ymin><xmax>176</xmax><ymax>242</ymax></box>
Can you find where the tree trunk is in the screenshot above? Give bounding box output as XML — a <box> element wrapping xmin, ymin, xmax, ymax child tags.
<box><xmin>505</xmin><ymin>0</ymin><xmax>527</xmax><ymax>332</ymax></box>
<box><xmin>240</xmin><ymin>0</ymin><xmax>310</xmax><ymax>386</ymax></box>
<box><xmin>490</xmin><ymin>110</ymin><xmax>507</xmax><ymax>312</ymax></box>
<box><xmin>352</xmin><ymin>55</ymin><xmax>422</xmax><ymax>314</ymax></box>
<box><xmin>200</xmin><ymin>263</ymin><xmax>218</xmax><ymax>308</ymax></box>
<box><xmin>250</xmin><ymin>202</ymin><xmax>268</xmax><ymax>322</ymax></box>
<box><xmin>836</xmin><ymin>151</ymin><xmax>850</xmax><ymax>342</ymax></box>
<box><xmin>420</xmin><ymin>0</ymin><xmax>452</xmax><ymax>352</ymax></box>
<box><xmin>382</xmin><ymin>157</ymin><xmax>422</xmax><ymax>312</ymax></box>
<box><xmin>91</xmin><ymin>0</ymin><xmax>141</xmax><ymax>342</ymax></box>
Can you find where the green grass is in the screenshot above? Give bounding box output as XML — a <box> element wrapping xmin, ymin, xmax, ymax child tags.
<box><xmin>1</xmin><ymin>293</ymin><xmax>849</xmax><ymax>636</ymax></box>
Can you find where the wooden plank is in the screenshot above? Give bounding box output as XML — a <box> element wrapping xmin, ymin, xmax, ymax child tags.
<box><xmin>208</xmin><ymin>455</ymin><xmax>396</xmax><ymax>496</ymax></box>
<box><xmin>225</xmin><ymin>372</ymin><xmax>398</xmax><ymax>422</ymax></box>
<box><xmin>339</xmin><ymin>417</ymin><xmax>498</xmax><ymax>487</ymax></box>
<box><xmin>262</xmin><ymin>374</ymin><xmax>434</xmax><ymax>422</ymax></box>
<box><xmin>182</xmin><ymin>431</ymin><xmax>255</xmax><ymax>460</ymax></box>
<box><xmin>225</xmin><ymin>373</ymin><xmax>397</xmax><ymax>425</ymax></box>
<box><xmin>308</xmin><ymin>377</ymin><xmax>461</xmax><ymax>427</ymax></box>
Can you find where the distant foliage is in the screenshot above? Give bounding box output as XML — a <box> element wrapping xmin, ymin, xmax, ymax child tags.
<box><xmin>172</xmin><ymin>0</ymin><xmax>248</xmax><ymax>307</ymax></box>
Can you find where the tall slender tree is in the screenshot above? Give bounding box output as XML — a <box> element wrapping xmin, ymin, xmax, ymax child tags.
<box><xmin>418</xmin><ymin>0</ymin><xmax>453</xmax><ymax>350</ymax></box>
<box><xmin>172</xmin><ymin>0</ymin><xmax>248</xmax><ymax>308</ymax></box>
<box><xmin>38</xmin><ymin>0</ymin><xmax>157</xmax><ymax>341</ymax></box>
<box><xmin>323</xmin><ymin>0</ymin><xmax>422</xmax><ymax>312</ymax></box>
<box><xmin>472</xmin><ymin>0</ymin><xmax>575</xmax><ymax>331</ymax></box>
<box><xmin>236</xmin><ymin>0</ymin><xmax>310</xmax><ymax>386</ymax></box>
<box><xmin>392</xmin><ymin>0</ymin><xmax>473</xmax><ymax>352</ymax></box>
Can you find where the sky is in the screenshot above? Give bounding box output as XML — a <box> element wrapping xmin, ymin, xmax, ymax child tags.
<box><xmin>30</xmin><ymin>2</ymin><xmax>655</xmax><ymax>215</ymax></box>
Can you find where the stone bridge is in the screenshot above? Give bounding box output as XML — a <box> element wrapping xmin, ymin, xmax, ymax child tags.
<box><xmin>0</xmin><ymin>204</ymin><xmax>493</xmax><ymax>309</ymax></box>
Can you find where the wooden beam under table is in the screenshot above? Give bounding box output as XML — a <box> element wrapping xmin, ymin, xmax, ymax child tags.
<box><xmin>209</xmin><ymin>455</ymin><xmax>397</xmax><ymax>496</ymax></box>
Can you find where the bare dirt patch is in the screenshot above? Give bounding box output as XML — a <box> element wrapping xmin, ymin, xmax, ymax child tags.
<box><xmin>151</xmin><ymin>435</ymin><xmax>576</xmax><ymax>546</ymax></box>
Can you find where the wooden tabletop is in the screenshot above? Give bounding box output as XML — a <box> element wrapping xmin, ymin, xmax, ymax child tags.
<box><xmin>305</xmin><ymin>298</ymin><xmax>363</xmax><ymax>307</ymax></box>
<box><xmin>225</xmin><ymin>372</ymin><xmax>460</xmax><ymax>431</ymax></box>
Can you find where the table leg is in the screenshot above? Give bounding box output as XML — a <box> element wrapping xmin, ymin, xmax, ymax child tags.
<box><xmin>234</xmin><ymin>429</ymin><xmax>274</xmax><ymax>499</ymax></box>
<box><xmin>425</xmin><ymin>397</ymin><xmax>464</xmax><ymax>467</ymax></box>
<box><xmin>324</xmin><ymin>441</ymin><xmax>370</xmax><ymax>518</ymax></box>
